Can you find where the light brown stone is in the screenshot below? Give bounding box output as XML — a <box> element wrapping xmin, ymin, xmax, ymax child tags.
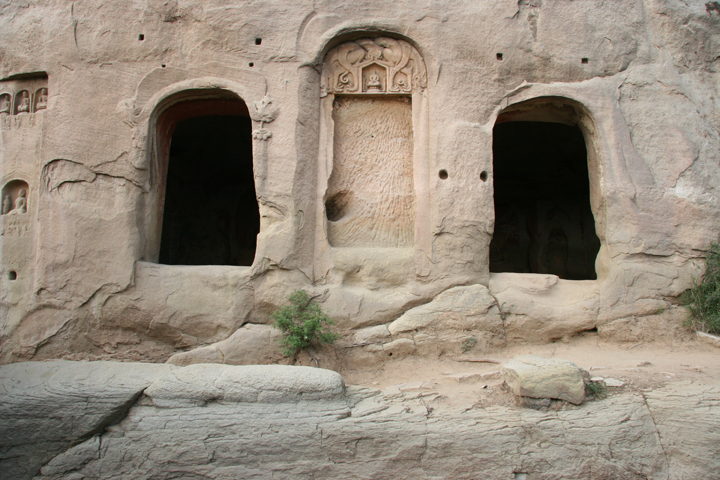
<box><xmin>388</xmin><ymin>284</ymin><xmax>503</xmax><ymax>338</ymax></box>
<box><xmin>697</xmin><ymin>331</ymin><xmax>720</xmax><ymax>349</ymax></box>
<box><xmin>502</xmin><ymin>355</ymin><xmax>586</xmax><ymax>405</ymax></box>
<box><xmin>382</xmin><ymin>338</ymin><xmax>416</xmax><ymax>358</ymax></box>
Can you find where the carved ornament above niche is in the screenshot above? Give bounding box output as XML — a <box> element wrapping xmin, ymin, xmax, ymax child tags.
<box><xmin>321</xmin><ymin>37</ymin><xmax>427</xmax><ymax>97</ymax></box>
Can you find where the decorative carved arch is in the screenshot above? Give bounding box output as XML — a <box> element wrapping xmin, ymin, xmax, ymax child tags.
<box><xmin>321</xmin><ymin>37</ymin><xmax>427</xmax><ymax>97</ymax></box>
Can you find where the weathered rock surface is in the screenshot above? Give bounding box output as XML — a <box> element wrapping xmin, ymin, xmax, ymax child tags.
<box><xmin>2</xmin><ymin>360</ymin><xmax>719</xmax><ymax>479</ymax></box>
<box><xmin>502</xmin><ymin>355</ymin><xmax>586</xmax><ymax>404</ymax></box>
<box><xmin>0</xmin><ymin>360</ymin><xmax>176</xmax><ymax>480</ymax></box>
<box><xmin>489</xmin><ymin>273</ymin><xmax>600</xmax><ymax>343</ymax></box>
<box><xmin>643</xmin><ymin>381</ymin><xmax>720</xmax><ymax>479</ymax></box>
<box><xmin>385</xmin><ymin>284</ymin><xmax>505</xmax><ymax>354</ymax></box>
<box><xmin>145</xmin><ymin>363</ymin><xmax>345</xmax><ymax>408</ymax></box>
<box><xmin>597</xmin><ymin>308</ymin><xmax>692</xmax><ymax>344</ymax></box>
<box><xmin>381</xmin><ymin>338</ymin><xmax>416</xmax><ymax>358</ymax></box>
<box><xmin>352</xmin><ymin>324</ymin><xmax>391</xmax><ymax>344</ymax></box>
<box><xmin>166</xmin><ymin>323</ymin><xmax>285</xmax><ymax>366</ymax></box>
<box><xmin>389</xmin><ymin>285</ymin><xmax>500</xmax><ymax>335</ymax></box>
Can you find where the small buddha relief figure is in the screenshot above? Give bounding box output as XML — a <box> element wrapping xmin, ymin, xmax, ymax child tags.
<box><xmin>16</xmin><ymin>91</ymin><xmax>30</xmax><ymax>114</ymax></box>
<box><xmin>366</xmin><ymin>72</ymin><xmax>382</xmax><ymax>92</ymax></box>
<box><xmin>35</xmin><ymin>88</ymin><xmax>48</xmax><ymax>111</ymax></box>
<box><xmin>0</xmin><ymin>94</ymin><xmax>10</xmax><ymax>115</ymax></box>
<box><xmin>8</xmin><ymin>189</ymin><xmax>27</xmax><ymax>215</ymax></box>
<box><xmin>2</xmin><ymin>195</ymin><xmax>12</xmax><ymax>215</ymax></box>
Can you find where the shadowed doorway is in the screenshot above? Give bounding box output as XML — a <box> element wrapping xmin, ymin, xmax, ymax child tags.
<box><xmin>158</xmin><ymin>98</ymin><xmax>259</xmax><ymax>266</ymax></box>
<box><xmin>490</xmin><ymin>120</ymin><xmax>600</xmax><ymax>280</ymax></box>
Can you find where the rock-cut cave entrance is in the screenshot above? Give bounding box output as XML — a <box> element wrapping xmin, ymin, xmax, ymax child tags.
<box><xmin>157</xmin><ymin>96</ymin><xmax>259</xmax><ymax>266</ymax></box>
<box><xmin>490</xmin><ymin>117</ymin><xmax>600</xmax><ymax>280</ymax></box>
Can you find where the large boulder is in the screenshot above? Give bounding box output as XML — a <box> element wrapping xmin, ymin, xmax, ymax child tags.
<box><xmin>502</xmin><ymin>355</ymin><xmax>586</xmax><ymax>405</ymax></box>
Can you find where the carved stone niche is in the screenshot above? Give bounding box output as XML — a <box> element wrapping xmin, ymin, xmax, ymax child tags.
<box><xmin>0</xmin><ymin>93</ymin><xmax>10</xmax><ymax>115</ymax></box>
<box><xmin>320</xmin><ymin>37</ymin><xmax>429</xmax><ymax>252</ymax></box>
<box><xmin>2</xmin><ymin>179</ymin><xmax>29</xmax><ymax>216</ymax></box>
<box><xmin>13</xmin><ymin>90</ymin><xmax>30</xmax><ymax>115</ymax></box>
<box><xmin>321</xmin><ymin>37</ymin><xmax>427</xmax><ymax>96</ymax></box>
<box><xmin>34</xmin><ymin>87</ymin><xmax>48</xmax><ymax>111</ymax></box>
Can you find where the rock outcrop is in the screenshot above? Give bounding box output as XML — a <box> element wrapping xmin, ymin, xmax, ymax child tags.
<box><xmin>0</xmin><ymin>361</ymin><xmax>175</xmax><ymax>480</ymax></box>
<box><xmin>166</xmin><ymin>323</ymin><xmax>285</xmax><ymax>366</ymax></box>
<box><xmin>2</xmin><ymin>361</ymin><xmax>719</xmax><ymax>480</ymax></box>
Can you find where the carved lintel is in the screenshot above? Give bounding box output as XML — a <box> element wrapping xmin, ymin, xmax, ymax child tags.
<box><xmin>321</xmin><ymin>37</ymin><xmax>427</xmax><ymax>97</ymax></box>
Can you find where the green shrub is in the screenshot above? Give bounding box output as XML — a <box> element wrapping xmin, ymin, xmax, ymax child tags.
<box><xmin>461</xmin><ymin>337</ymin><xmax>477</xmax><ymax>353</ymax></box>
<box><xmin>684</xmin><ymin>241</ymin><xmax>720</xmax><ymax>334</ymax></box>
<box><xmin>272</xmin><ymin>290</ymin><xmax>340</xmax><ymax>357</ymax></box>
<box><xmin>585</xmin><ymin>380</ymin><xmax>607</xmax><ymax>400</ymax></box>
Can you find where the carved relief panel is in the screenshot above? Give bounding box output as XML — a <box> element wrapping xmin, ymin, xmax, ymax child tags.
<box><xmin>0</xmin><ymin>74</ymin><xmax>49</xmax><ymax>119</ymax></box>
<box><xmin>35</xmin><ymin>88</ymin><xmax>48</xmax><ymax>111</ymax></box>
<box><xmin>321</xmin><ymin>37</ymin><xmax>427</xmax><ymax>97</ymax></box>
<box><xmin>14</xmin><ymin>90</ymin><xmax>31</xmax><ymax>114</ymax></box>
<box><xmin>1</xmin><ymin>178</ymin><xmax>33</xmax><ymax>288</ymax></box>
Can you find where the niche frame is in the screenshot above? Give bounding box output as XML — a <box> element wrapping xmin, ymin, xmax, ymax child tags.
<box><xmin>316</xmin><ymin>34</ymin><xmax>432</xmax><ymax>273</ymax></box>
<box><xmin>140</xmin><ymin>87</ymin><xmax>262</xmax><ymax>265</ymax></box>
<box><xmin>491</xmin><ymin>96</ymin><xmax>608</xmax><ymax>281</ymax></box>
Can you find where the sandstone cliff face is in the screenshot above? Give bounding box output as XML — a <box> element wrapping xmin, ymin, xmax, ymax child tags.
<box><xmin>1</xmin><ymin>1</ymin><xmax>719</xmax><ymax>362</ymax></box>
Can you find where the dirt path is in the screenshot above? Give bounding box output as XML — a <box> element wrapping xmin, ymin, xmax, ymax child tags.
<box><xmin>339</xmin><ymin>332</ymin><xmax>720</xmax><ymax>410</ymax></box>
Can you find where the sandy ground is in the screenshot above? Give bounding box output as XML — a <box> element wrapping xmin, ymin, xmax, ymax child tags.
<box><xmin>338</xmin><ymin>332</ymin><xmax>720</xmax><ymax>410</ymax></box>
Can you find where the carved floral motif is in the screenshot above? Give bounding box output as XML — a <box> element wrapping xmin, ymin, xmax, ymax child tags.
<box><xmin>321</xmin><ymin>37</ymin><xmax>427</xmax><ymax>97</ymax></box>
<box><xmin>249</xmin><ymin>95</ymin><xmax>279</xmax><ymax>141</ymax></box>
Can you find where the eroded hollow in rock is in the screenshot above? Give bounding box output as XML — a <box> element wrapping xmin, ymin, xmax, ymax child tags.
<box><xmin>325</xmin><ymin>190</ymin><xmax>352</xmax><ymax>222</ymax></box>
<box><xmin>490</xmin><ymin>121</ymin><xmax>600</xmax><ymax>280</ymax></box>
<box><xmin>158</xmin><ymin>110</ymin><xmax>259</xmax><ymax>266</ymax></box>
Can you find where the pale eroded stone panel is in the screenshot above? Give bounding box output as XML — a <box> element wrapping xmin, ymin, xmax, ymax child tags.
<box><xmin>326</xmin><ymin>96</ymin><xmax>415</xmax><ymax>247</ymax></box>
